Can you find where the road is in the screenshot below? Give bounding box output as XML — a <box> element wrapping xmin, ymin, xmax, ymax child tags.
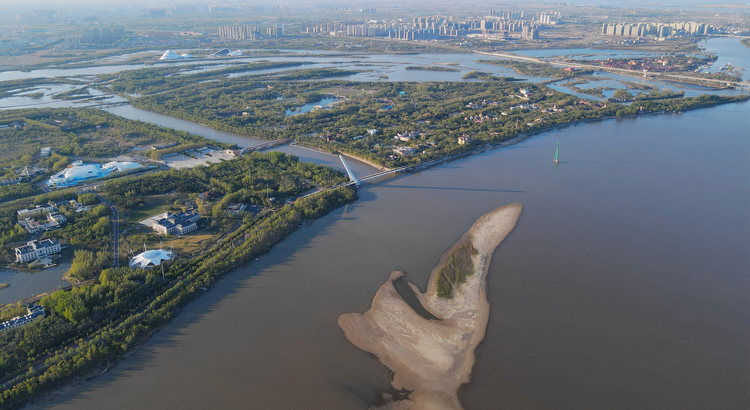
<box><xmin>92</xmin><ymin>192</ymin><xmax>120</xmax><ymax>268</ymax></box>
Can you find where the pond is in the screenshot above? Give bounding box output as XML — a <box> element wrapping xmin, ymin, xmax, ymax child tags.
<box><xmin>0</xmin><ymin>262</ymin><xmax>71</xmax><ymax>306</ymax></box>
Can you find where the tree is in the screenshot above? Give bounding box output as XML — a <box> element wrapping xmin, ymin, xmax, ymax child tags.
<box><xmin>40</xmin><ymin>290</ymin><xmax>88</xmax><ymax>322</ymax></box>
<box><xmin>77</xmin><ymin>193</ymin><xmax>98</xmax><ymax>205</ymax></box>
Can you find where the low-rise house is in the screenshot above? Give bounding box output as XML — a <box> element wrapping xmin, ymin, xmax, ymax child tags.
<box><xmin>18</xmin><ymin>212</ymin><xmax>64</xmax><ymax>234</ymax></box>
<box><xmin>0</xmin><ymin>306</ymin><xmax>44</xmax><ymax>332</ymax></box>
<box><xmin>18</xmin><ymin>217</ymin><xmax>61</xmax><ymax>233</ymax></box>
<box><xmin>458</xmin><ymin>136</ymin><xmax>473</xmax><ymax>145</ymax></box>
<box><xmin>394</xmin><ymin>131</ymin><xmax>420</xmax><ymax>142</ymax></box>
<box><xmin>0</xmin><ymin>177</ymin><xmax>23</xmax><ymax>187</ymax></box>
<box><xmin>18</xmin><ymin>218</ymin><xmax>45</xmax><ymax>234</ymax></box>
<box><xmin>151</xmin><ymin>142</ymin><xmax>178</xmax><ymax>150</ymax></box>
<box><xmin>17</xmin><ymin>204</ymin><xmax>56</xmax><ymax>219</ymax></box>
<box><xmin>47</xmin><ymin>212</ymin><xmax>66</xmax><ymax>225</ymax></box>
<box><xmin>152</xmin><ymin>211</ymin><xmax>200</xmax><ymax>236</ymax></box>
<box><xmin>227</xmin><ymin>203</ymin><xmax>247</xmax><ymax>214</ymax></box>
<box><xmin>393</xmin><ymin>146</ymin><xmax>417</xmax><ymax>156</ymax></box>
<box><xmin>15</xmin><ymin>239</ymin><xmax>61</xmax><ymax>263</ymax></box>
<box><xmin>367</xmin><ymin>129</ymin><xmax>379</xmax><ymax>135</ymax></box>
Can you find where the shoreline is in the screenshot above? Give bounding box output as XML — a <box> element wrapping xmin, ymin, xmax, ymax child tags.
<box><xmin>339</xmin><ymin>203</ymin><xmax>522</xmax><ymax>409</ymax></box>
<box><xmin>404</xmin><ymin>99</ymin><xmax>748</xmax><ymax>175</ymax></box>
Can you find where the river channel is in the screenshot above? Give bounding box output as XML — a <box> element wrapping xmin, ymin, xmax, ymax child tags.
<box><xmin>14</xmin><ymin>38</ymin><xmax>750</xmax><ymax>409</ymax></box>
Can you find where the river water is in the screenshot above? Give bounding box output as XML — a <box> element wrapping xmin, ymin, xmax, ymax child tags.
<box><xmin>33</xmin><ymin>99</ymin><xmax>750</xmax><ymax>410</ymax></box>
<box><xmin>15</xmin><ymin>38</ymin><xmax>750</xmax><ymax>409</ymax></box>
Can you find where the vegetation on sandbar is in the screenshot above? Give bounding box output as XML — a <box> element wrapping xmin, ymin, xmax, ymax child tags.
<box><xmin>435</xmin><ymin>240</ymin><xmax>478</xmax><ymax>299</ymax></box>
<box><xmin>405</xmin><ymin>65</ymin><xmax>459</xmax><ymax>72</ymax></box>
<box><xmin>478</xmin><ymin>59</ymin><xmax>592</xmax><ymax>79</ymax></box>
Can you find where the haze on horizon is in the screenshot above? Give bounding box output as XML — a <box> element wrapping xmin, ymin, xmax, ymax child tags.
<box><xmin>1</xmin><ymin>0</ymin><xmax>747</xmax><ymax>10</ymax></box>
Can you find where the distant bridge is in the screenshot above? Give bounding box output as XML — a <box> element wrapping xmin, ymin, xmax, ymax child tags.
<box><xmin>475</xmin><ymin>51</ymin><xmax>750</xmax><ymax>90</ymax></box>
<box><xmin>243</xmin><ymin>138</ymin><xmax>293</xmax><ymax>152</ymax></box>
<box><xmin>88</xmin><ymin>101</ymin><xmax>131</xmax><ymax>109</ymax></box>
<box><xmin>289</xmin><ymin>142</ymin><xmax>338</xmax><ymax>157</ymax></box>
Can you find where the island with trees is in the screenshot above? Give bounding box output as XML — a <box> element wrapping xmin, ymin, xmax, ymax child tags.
<box><xmin>109</xmin><ymin>64</ymin><xmax>747</xmax><ymax>170</ymax></box>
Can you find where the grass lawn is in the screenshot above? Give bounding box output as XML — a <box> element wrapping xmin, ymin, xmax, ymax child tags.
<box><xmin>166</xmin><ymin>232</ymin><xmax>216</xmax><ymax>254</ymax></box>
<box><xmin>137</xmin><ymin>230</ymin><xmax>216</xmax><ymax>255</ymax></box>
<box><xmin>126</xmin><ymin>202</ymin><xmax>174</xmax><ymax>223</ymax></box>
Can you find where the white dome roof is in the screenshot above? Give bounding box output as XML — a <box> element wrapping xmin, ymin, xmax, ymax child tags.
<box><xmin>63</xmin><ymin>165</ymin><xmax>101</xmax><ymax>180</ymax></box>
<box><xmin>102</xmin><ymin>161</ymin><xmax>140</xmax><ymax>172</ymax></box>
<box><xmin>160</xmin><ymin>50</ymin><xmax>179</xmax><ymax>60</ymax></box>
<box><xmin>130</xmin><ymin>249</ymin><xmax>173</xmax><ymax>268</ymax></box>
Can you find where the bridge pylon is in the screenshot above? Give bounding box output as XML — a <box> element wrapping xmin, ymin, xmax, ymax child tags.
<box><xmin>339</xmin><ymin>155</ymin><xmax>359</xmax><ymax>187</ymax></box>
<box><xmin>553</xmin><ymin>142</ymin><xmax>560</xmax><ymax>164</ymax></box>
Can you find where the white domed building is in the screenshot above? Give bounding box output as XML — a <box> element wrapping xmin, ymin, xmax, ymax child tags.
<box><xmin>102</xmin><ymin>161</ymin><xmax>141</xmax><ymax>172</ymax></box>
<box><xmin>47</xmin><ymin>161</ymin><xmax>141</xmax><ymax>188</ymax></box>
<box><xmin>129</xmin><ymin>248</ymin><xmax>174</xmax><ymax>269</ymax></box>
<box><xmin>48</xmin><ymin>164</ymin><xmax>103</xmax><ymax>187</ymax></box>
<box><xmin>160</xmin><ymin>50</ymin><xmax>194</xmax><ymax>60</ymax></box>
<box><xmin>160</xmin><ymin>50</ymin><xmax>179</xmax><ymax>60</ymax></box>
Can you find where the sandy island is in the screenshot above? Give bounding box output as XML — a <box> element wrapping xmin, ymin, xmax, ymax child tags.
<box><xmin>339</xmin><ymin>203</ymin><xmax>522</xmax><ymax>409</ymax></box>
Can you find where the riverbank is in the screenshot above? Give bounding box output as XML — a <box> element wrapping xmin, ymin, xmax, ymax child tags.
<box><xmin>0</xmin><ymin>187</ymin><xmax>358</xmax><ymax>409</ymax></box>
<box><xmin>339</xmin><ymin>203</ymin><xmax>522</xmax><ymax>409</ymax></box>
<box><xmin>475</xmin><ymin>50</ymin><xmax>746</xmax><ymax>89</ymax></box>
<box><xmin>408</xmin><ymin>96</ymin><xmax>749</xmax><ymax>175</ymax></box>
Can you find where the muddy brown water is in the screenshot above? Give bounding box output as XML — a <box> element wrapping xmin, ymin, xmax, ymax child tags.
<box><xmin>30</xmin><ymin>100</ymin><xmax>750</xmax><ymax>410</ymax></box>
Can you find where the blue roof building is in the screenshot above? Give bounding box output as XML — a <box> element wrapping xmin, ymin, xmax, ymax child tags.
<box><xmin>0</xmin><ymin>305</ymin><xmax>45</xmax><ymax>332</ymax></box>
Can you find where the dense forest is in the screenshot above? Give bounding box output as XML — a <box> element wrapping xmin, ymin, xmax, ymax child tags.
<box><xmin>100</xmin><ymin>61</ymin><xmax>313</xmax><ymax>95</ymax></box>
<box><xmin>477</xmin><ymin>59</ymin><xmax>592</xmax><ymax>79</ymax></box>
<box><xmin>104</xmin><ymin>150</ymin><xmax>346</xmax><ymax>211</ymax></box>
<box><xmin>0</xmin><ymin>108</ymin><xmax>224</xmax><ymax>165</ymax></box>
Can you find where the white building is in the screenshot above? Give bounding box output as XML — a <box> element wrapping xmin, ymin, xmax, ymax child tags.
<box><xmin>0</xmin><ymin>306</ymin><xmax>44</xmax><ymax>332</ymax></box>
<box><xmin>47</xmin><ymin>161</ymin><xmax>141</xmax><ymax>188</ymax></box>
<box><xmin>17</xmin><ymin>204</ymin><xmax>56</xmax><ymax>219</ymax></box>
<box><xmin>160</xmin><ymin>50</ymin><xmax>194</xmax><ymax>60</ymax></box>
<box><xmin>458</xmin><ymin>136</ymin><xmax>473</xmax><ymax>145</ymax></box>
<box><xmin>394</xmin><ymin>131</ymin><xmax>419</xmax><ymax>142</ymax></box>
<box><xmin>15</xmin><ymin>239</ymin><xmax>61</xmax><ymax>263</ymax></box>
<box><xmin>152</xmin><ymin>211</ymin><xmax>200</xmax><ymax>236</ymax></box>
<box><xmin>129</xmin><ymin>249</ymin><xmax>174</xmax><ymax>269</ymax></box>
<box><xmin>393</xmin><ymin>146</ymin><xmax>417</xmax><ymax>156</ymax></box>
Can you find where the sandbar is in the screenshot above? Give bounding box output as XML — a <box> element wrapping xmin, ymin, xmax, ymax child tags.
<box><xmin>339</xmin><ymin>203</ymin><xmax>522</xmax><ymax>409</ymax></box>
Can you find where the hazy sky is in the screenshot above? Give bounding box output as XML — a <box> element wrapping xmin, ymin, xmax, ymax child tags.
<box><xmin>0</xmin><ymin>0</ymin><xmax>746</xmax><ymax>16</ymax></box>
<box><xmin>1</xmin><ymin>0</ymin><xmax>747</xmax><ymax>7</ymax></box>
